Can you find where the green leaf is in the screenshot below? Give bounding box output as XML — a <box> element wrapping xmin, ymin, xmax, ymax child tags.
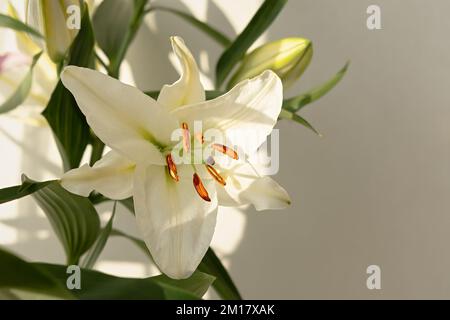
<box><xmin>31</xmin><ymin>179</ymin><xmax>100</xmax><ymax>265</ymax></box>
<box><xmin>198</xmin><ymin>248</ymin><xmax>242</xmax><ymax>300</ymax></box>
<box><xmin>279</xmin><ymin>109</ymin><xmax>321</xmax><ymax>135</ymax></box>
<box><xmin>0</xmin><ymin>52</ymin><xmax>42</xmax><ymax>114</ymax></box>
<box><xmin>0</xmin><ymin>247</ymin><xmax>211</xmax><ymax>299</ymax></box>
<box><xmin>42</xmin><ymin>7</ymin><xmax>95</xmax><ymax>171</ymax></box>
<box><xmin>215</xmin><ymin>0</ymin><xmax>287</xmax><ymax>87</ymax></box>
<box><xmin>0</xmin><ymin>13</ymin><xmax>43</xmax><ymax>38</ymax></box>
<box><xmin>0</xmin><ymin>247</ymin><xmax>74</xmax><ymax>299</ymax></box>
<box><xmin>81</xmin><ymin>202</ymin><xmax>117</xmax><ymax>269</ymax></box>
<box><xmin>283</xmin><ymin>61</ymin><xmax>349</xmax><ymax>112</ymax></box>
<box><xmin>153</xmin><ymin>272</ymin><xmax>215</xmax><ymax>298</ymax></box>
<box><xmin>150</xmin><ymin>6</ymin><xmax>231</xmax><ymax>47</ymax></box>
<box><xmin>42</xmin><ymin>82</ymin><xmax>91</xmax><ymax>171</ymax></box>
<box><xmin>93</xmin><ymin>0</ymin><xmax>148</xmax><ymax>77</ymax></box>
<box><xmin>38</xmin><ymin>263</ymin><xmax>210</xmax><ymax>299</ymax></box>
<box><xmin>111</xmin><ymin>228</ymin><xmax>240</xmax><ymax>300</ymax></box>
<box><xmin>0</xmin><ymin>176</ymin><xmax>54</xmax><ymax>205</ymax></box>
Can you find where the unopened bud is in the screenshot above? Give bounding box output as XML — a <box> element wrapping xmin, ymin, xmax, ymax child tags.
<box><xmin>228</xmin><ymin>38</ymin><xmax>313</xmax><ymax>89</ymax></box>
<box><xmin>26</xmin><ymin>0</ymin><xmax>82</xmax><ymax>62</ymax></box>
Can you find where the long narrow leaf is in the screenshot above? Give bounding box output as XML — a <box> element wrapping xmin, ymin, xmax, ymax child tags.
<box><xmin>82</xmin><ymin>202</ymin><xmax>117</xmax><ymax>269</ymax></box>
<box><xmin>279</xmin><ymin>109</ymin><xmax>321</xmax><ymax>135</ymax></box>
<box><xmin>150</xmin><ymin>6</ymin><xmax>231</xmax><ymax>47</ymax></box>
<box><xmin>0</xmin><ymin>13</ymin><xmax>43</xmax><ymax>38</ymax></box>
<box><xmin>0</xmin><ymin>52</ymin><xmax>42</xmax><ymax>114</ymax></box>
<box><xmin>283</xmin><ymin>61</ymin><xmax>349</xmax><ymax>112</ymax></box>
<box><xmin>215</xmin><ymin>0</ymin><xmax>288</xmax><ymax>87</ymax></box>
<box><xmin>0</xmin><ymin>176</ymin><xmax>54</xmax><ymax>205</ymax></box>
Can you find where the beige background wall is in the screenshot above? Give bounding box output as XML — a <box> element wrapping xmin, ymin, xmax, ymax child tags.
<box><xmin>1</xmin><ymin>0</ymin><xmax>450</xmax><ymax>299</ymax></box>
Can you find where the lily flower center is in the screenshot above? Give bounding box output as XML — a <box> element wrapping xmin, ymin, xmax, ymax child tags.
<box><xmin>164</xmin><ymin>122</ymin><xmax>239</xmax><ymax>202</ymax></box>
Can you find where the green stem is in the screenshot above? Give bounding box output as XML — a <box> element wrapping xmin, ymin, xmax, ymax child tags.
<box><xmin>108</xmin><ymin>0</ymin><xmax>148</xmax><ymax>77</ymax></box>
<box><xmin>147</xmin><ymin>6</ymin><xmax>231</xmax><ymax>48</ymax></box>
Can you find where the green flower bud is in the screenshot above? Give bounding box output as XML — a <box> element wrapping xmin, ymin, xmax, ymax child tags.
<box><xmin>228</xmin><ymin>37</ymin><xmax>313</xmax><ymax>90</ymax></box>
<box><xmin>26</xmin><ymin>0</ymin><xmax>82</xmax><ymax>62</ymax></box>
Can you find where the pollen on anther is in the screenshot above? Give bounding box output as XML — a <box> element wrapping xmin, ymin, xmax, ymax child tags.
<box><xmin>212</xmin><ymin>144</ymin><xmax>239</xmax><ymax>160</ymax></box>
<box><xmin>193</xmin><ymin>173</ymin><xmax>211</xmax><ymax>202</ymax></box>
<box><xmin>166</xmin><ymin>154</ymin><xmax>179</xmax><ymax>182</ymax></box>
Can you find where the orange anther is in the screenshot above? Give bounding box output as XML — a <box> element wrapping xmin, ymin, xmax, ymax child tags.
<box><xmin>193</xmin><ymin>173</ymin><xmax>211</xmax><ymax>202</ymax></box>
<box><xmin>206</xmin><ymin>165</ymin><xmax>226</xmax><ymax>186</ymax></box>
<box><xmin>166</xmin><ymin>154</ymin><xmax>179</xmax><ymax>182</ymax></box>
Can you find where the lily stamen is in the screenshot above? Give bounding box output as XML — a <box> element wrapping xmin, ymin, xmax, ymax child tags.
<box><xmin>206</xmin><ymin>165</ymin><xmax>226</xmax><ymax>186</ymax></box>
<box><xmin>182</xmin><ymin>122</ymin><xmax>190</xmax><ymax>152</ymax></box>
<box><xmin>212</xmin><ymin>143</ymin><xmax>239</xmax><ymax>160</ymax></box>
<box><xmin>195</xmin><ymin>133</ymin><xmax>204</xmax><ymax>144</ymax></box>
<box><xmin>166</xmin><ymin>154</ymin><xmax>179</xmax><ymax>181</ymax></box>
<box><xmin>193</xmin><ymin>173</ymin><xmax>211</xmax><ymax>202</ymax></box>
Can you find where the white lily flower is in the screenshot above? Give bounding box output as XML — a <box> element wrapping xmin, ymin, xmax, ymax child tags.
<box><xmin>60</xmin><ymin>36</ymin><xmax>291</xmax><ymax>279</ymax></box>
<box><xmin>0</xmin><ymin>3</ymin><xmax>57</xmax><ymax>125</ymax></box>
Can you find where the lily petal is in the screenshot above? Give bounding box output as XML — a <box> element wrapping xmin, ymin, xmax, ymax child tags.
<box><xmin>61</xmin><ymin>151</ymin><xmax>135</xmax><ymax>199</ymax></box>
<box><xmin>133</xmin><ymin>164</ymin><xmax>218</xmax><ymax>279</ymax></box>
<box><xmin>218</xmin><ymin>161</ymin><xmax>291</xmax><ymax>211</ymax></box>
<box><xmin>172</xmin><ymin>70</ymin><xmax>283</xmax><ymax>156</ymax></box>
<box><xmin>61</xmin><ymin>66</ymin><xmax>179</xmax><ymax>165</ymax></box>
<box><xmin>157</xmin><ymin>36</ymin><xmax>205</xmax><ymax>111</ymax></box>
